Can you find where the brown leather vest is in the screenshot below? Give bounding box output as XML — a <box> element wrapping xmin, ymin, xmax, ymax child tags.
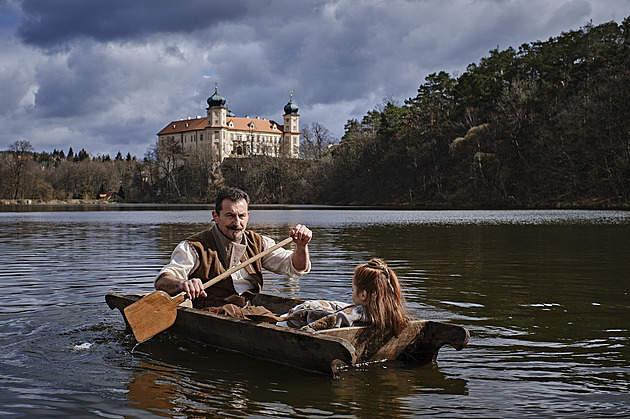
<box><xmin>187</xmin><ymin>228</ymin><xmax>265</xmax><ymax>308</ymax></box>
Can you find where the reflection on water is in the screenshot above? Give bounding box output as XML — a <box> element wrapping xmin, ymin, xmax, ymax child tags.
<box><xmin>126</xmin><ymin>336</ymin><xmax>469</xmax><ymax>418</ymax></box>
<box><xmin>0</xmin><ymin>207</ymin><xmax>629</xmax><ymax>417</ymax></box>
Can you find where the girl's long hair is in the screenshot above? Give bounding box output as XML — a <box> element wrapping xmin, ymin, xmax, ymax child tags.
<box><xmin>353</xmin><ymin>258</ymin><xmax>411</xmax><ymax>336</ymax></box>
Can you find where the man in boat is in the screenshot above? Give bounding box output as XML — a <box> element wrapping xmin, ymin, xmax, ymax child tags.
<box><xmin>155</xmin><ymin>187</ymin><xmax>312</xmax><ymax>308</ymax></box>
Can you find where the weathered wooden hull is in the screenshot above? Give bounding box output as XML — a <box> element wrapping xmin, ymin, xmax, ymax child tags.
<box><xmin>106</xmin><ymin>292</ymin><xmax>469</xmax><ymax>375</ymax></box>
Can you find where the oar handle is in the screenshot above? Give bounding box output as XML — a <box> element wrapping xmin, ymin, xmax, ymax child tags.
<box><xmin>175</xmin><ymin>236</ymin><xmax>294</xmax><ymax>298</ymax></box>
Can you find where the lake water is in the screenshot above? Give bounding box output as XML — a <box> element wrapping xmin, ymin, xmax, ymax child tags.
<box><xmin>0</xmin><ymin>206</ymin><xmax>629</xmax><ymax>417</ymax></box>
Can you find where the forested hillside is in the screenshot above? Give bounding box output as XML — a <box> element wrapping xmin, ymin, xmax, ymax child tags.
<box><xmin>305</xmin><ymin>18</ymin><xmax>630</xmax><ymax>207</ymax></box>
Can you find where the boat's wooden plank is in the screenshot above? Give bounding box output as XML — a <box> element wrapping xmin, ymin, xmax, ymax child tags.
<box><xmin>173</xmin><ymin>305</ymin><xmax>356</xmax><ymax>373</ymax></box>
<box><xmin>106</xmin><ymin>292</ymin><xmax>356</xmax><ymax>374</ymax></box>
<box><xmin>105</xmin><ymin>292</ymin><xmax>470</xmax><ymax>374</ymax></box>
<box><xmin>398</xmin><ymin>320</ymin><xmax>470</xmax><ymax>364</ymax></box>
<box><xmin>368</xmin><ymin>321</ymin><xmax>427</xmax><ymax>361</ymax></box>
<box><xmin>316</xmin><ymin>319</ymin><xmax>470</xmax><ymax>364</ymax></box>
<box><xmin>316</xmin><ymin>321</ymin><xmax>428</xmax><ymax>362</ymax></box>
<box><xmin>106</xmin><ymin>292</ymin><xmax>140</xmax><ymax>323</ymax></box>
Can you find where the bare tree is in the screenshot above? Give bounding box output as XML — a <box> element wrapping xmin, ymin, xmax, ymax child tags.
<box><xmin>300</xmin><ymin>122</ymin><xmax>337</xmax><ymax>160</ymax></box>
<box><xmin>7</xmin><ymin>140</ymin><xmax>35</xmax><ymax>199</ymax></box>
<box><xmin>180</xmin><ymin>146</ymin><xmax>220</xmax><ymax>201</ymax></box>
<box><xmin>149</xmin><ymin>138</ymin><xmax>185</xmax><ymax>198</ymax></box>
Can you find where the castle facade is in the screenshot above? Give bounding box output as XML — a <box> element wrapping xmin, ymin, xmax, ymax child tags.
<box><xmin>157</xmin><ymin>86</ymin><xmax>300</xmax><ymax>164</ymax></box>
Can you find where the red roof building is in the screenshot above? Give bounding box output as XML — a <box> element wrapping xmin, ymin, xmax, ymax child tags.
<box><xmin>157</xmin><ymin>86</ymin><xmax>300</xmax><ymax>165</ymax></box>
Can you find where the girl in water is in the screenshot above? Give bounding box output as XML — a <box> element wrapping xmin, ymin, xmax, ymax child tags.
<box><xmin>284</xmin><ymin>258</ymin><xmax>411</xmax><ymax>336</ymax></box>
<box><xmin>351</xmin><ymin>258</ymin><xmax>411</xmax><ymax>336</ymax></box>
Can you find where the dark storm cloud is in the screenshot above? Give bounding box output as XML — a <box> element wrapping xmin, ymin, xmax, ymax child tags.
<box><xmin>2</xmin><ymin>0</ymin><xmax>629</xmax><ymax>158</ymax></box>
<box><xmin>16</xmin><ymin>0</ymin><xmax>249</xmax><ymax>49</ymax></box>
<box><xmin>32</xmin><ymin>44</ymin><xmax>112</xmax><ymax>117</ymax></box>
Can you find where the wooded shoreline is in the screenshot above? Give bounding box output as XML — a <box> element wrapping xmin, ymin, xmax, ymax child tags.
<box><xmin>3</xmin><ymin>19</ymin><xmax>630</xmax><ymax>209</ymax></box>
<box><xmin>2</xmin><ymin>198</ymin><xmax>629</xmax><ymax>210</ymax></box>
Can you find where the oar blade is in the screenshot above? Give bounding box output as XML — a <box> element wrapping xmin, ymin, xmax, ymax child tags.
<box><xmin>123</xmin><ymin>291</ymin><xmax>182</xmax><ymax>343</ymax></box>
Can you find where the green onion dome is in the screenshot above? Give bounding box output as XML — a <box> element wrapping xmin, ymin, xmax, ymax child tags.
<box><xmin>207</xmin><ymin>85</ymin><xmax>226</xmax><ymax>108</ymax></box>
<box><xmin>284</xmin><ymin>98</ymin><xmax>298</xmax><ymax>115</ymax></box>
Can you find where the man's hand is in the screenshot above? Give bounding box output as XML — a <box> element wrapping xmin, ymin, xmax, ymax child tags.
<box><xmin>290</xmin><ymin>224</ymin><xmax>312</xmax><ymax>247</ymax></box>
<box><xmin>290</xmin><ymin>224</ymin><xmax>312</xmax><ymax>272</ymax></box>
<box><xmin>156</xmin><ymin>273</ymin><xmax>207</xmax><ymax>300</ymax></box>
<box><xmin>182</xmin><ymin>278</ymin><xmax>208</xmax><ymax>300</ymax></box>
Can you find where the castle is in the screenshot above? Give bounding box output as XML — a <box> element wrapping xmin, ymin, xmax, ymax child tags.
<box><xmin>157</xmin><ymin>86</ymin><xmax>300</xmax><ymax>164</ymax></box>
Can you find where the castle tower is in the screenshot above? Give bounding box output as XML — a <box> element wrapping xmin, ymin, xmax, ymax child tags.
<box><xmin>283</xmin><ymin>92</ymin><xmax>300</xmax><ymax>158</ymax></box>
<box><xmin>206</xmin><ymin>84</ymin><xmax>228</xmax><ymax>161</ymax></box>
<box><xmin>207</xmin><ymin>83</ymin><xmax>227</xmax><ymax>127</ymax></box>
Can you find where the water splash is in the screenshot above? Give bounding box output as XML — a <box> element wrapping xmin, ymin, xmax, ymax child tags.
<box><xmin>72</xmin><ymin>342</ymin><xmax>93</xmax><ymax>351</ymax></box>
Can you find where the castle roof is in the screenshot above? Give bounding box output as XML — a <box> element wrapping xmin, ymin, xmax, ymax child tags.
<box><xmin>226</xmin><ymin>117</ymin><xmax>283</xmax><ymax>133</ymax></box>
<box><xmin>157</xmin><ymin>117</ymin><xmax>207</xmax><ymax>135</ymax></box>
<box><xmin>157</xmin><ymin>116</ymin><xmax>285</xmax><ymax>136</ymax></box>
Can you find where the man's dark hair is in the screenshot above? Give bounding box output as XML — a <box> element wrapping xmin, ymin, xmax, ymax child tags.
<box><xmin>215</xmin><ymin>187</ymin><xmax>250</xmax><ymax>214</ymax></box>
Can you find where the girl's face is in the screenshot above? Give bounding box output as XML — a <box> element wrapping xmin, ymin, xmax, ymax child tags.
<box><xmin>352</xmin><ymin>279</ymin><xmax>368</xmax><ymax>305</ymax></box>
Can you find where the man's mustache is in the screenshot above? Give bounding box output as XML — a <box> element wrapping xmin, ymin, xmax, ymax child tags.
<box><xmin>227</xmin><ymin>225</ymin><xmax>244</xmax><ymax>231</ymax></box>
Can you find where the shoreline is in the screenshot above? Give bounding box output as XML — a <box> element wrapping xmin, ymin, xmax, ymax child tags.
<box><xmin>1</xmin><ymin>199</ymin><xmax>629</xmax><ymax>211</ymax></box>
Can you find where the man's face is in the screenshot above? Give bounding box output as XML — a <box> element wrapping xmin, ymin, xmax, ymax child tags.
<box><xmin>212</xmin><ymin>198</ymin><xmax>249</xmax><ymax>241</ymax></box>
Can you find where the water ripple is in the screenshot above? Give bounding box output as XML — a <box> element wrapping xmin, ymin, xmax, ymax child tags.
<box><xmin>1</xmin><ymin>208</ymin><xmax>629</xmax><ymax>417</ymax></box>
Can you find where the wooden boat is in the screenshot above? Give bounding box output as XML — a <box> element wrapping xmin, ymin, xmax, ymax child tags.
<box><xmin>106</xmin><ymin>292</ymin><xmax>469</xmax><ymax>375</ymax></box>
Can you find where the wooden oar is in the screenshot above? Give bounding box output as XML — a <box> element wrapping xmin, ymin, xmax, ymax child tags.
<box><xmin>124</xmin><ymin>236</ymin><xmax>294</xmax><ymax>343</ymax></box>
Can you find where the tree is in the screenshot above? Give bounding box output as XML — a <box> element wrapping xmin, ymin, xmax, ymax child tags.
<box><xmin>77</xmin><ymin>148</ymin><xmax>89</xmax><ymax>161</ymax></box>
<box><xmin>300</xmin><ymin>122</ymin><xmax>337</xmax><ymax>160</ymax></box>
<box><xmin>178</xmin><ymin>146</ymin><xmax>219</xmax><ymax>201</ymax></box>
<box><xmin>7</xmin><ymin>140</ymin><xmax>35</xmax><ymax>199</ymax></box>
<box><xmin>149</xmin><ymin>138</ymin><xmax>185</xmax><ymax>199</ymax></box>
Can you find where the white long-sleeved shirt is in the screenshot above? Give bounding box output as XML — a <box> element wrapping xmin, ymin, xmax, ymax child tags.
<box><xmin>157</xmin><ymin>235</ymin><xmax>310</xmax><ymax>294</ymax></box>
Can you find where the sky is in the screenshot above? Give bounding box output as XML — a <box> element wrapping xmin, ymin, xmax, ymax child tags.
<box><xmin>1</xmin><ymin>0</ymin><xmax>629</xmax><ymax>159</ymax></box>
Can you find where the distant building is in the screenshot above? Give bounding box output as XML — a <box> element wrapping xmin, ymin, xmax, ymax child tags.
<box><xmin>157</xmin><ymin>86</ymin><xmax>300</xmax><ymax>165</ymax></box>
<box><xmin>99</xmin><ymin>191</ymin><xmax>122</xmax><ymax>201</ymax></box>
